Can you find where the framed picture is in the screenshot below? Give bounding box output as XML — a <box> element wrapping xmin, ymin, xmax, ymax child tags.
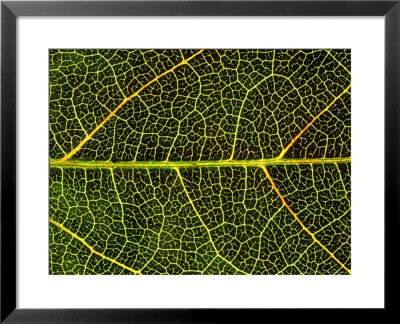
<box><xmin>1</xmin><ymin>0</ymin><xmax>398</xmax><ymax>322</ymax></box>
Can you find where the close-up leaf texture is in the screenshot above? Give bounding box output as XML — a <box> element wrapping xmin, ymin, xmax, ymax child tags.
<box><xmin>49</xmin><ymin>49</ymin><xmax>351</xmax><ymax>275</ymax></box>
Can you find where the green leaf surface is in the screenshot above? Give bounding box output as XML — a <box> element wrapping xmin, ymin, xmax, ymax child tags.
<box><xmin>49</xmin><ymin>49</ymin><xmax>351</xmax><ymax>275</ymax></box>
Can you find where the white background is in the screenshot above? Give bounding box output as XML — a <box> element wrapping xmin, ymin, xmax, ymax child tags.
<box><xmin>17</xmin><ymin>17</ymin><xmax>384</xmax><ymax>308</ymax></box>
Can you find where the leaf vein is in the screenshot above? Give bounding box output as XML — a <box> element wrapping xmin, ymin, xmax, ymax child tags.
<box><xmin>60</xmin><ymin>49</ymin><xmax>205</xmax><ymax>162</ymax></box>
<box><xmin>260</xmin><ymin>165</ymin><xmax>351</xmax><ymax>274</ymax></box>
<box><xmin>49</xmin><ymin>218</ymin><xmax>142</xmax><ymax>275</ymax></box>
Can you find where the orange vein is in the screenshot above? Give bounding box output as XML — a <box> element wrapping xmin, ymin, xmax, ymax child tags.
<box><xmin>49</xmin><ymin>218</ymin><xmax>142</xmax><ymax>275</ymax></box>
<box><xmin>260</xmin><ymin>166</ymin><xmax>351</xmax><ymax>274</ymax></box>
<box><xmin>60</xmin><ymin>49</ymin><xmax>205</xmax><ymax>162</ymax></box>
<box><xmin>277</xmin><ymin>84</ymin><xmax>351</xmax><ymax>159</ymax></box>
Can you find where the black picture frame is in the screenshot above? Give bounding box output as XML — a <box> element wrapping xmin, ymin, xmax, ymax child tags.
<box><xmin>1</xmin><ymin>0</ymin><xmax>398</xmax><ymax>322</ymax></box>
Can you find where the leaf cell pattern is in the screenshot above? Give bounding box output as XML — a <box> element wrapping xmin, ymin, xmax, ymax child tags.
<box><xmin>49</xmin><ymin>49</ymin><xmax>351</xmax><ymax>275</ymax></box>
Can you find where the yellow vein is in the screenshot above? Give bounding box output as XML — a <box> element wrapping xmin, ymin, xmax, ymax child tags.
<box><xmin>109</xmin><ymin>168</ymin><xmax>129</xmax><ymax>261</ymax></box>
<box><xmin>260</xmin><ymin>166</ymin><xmax>351</xmax><ymax>274</ymax></box>
<box><xmin>50</xmin><ymin>157</ymin><xmax>351</xmax><ymax>169</ymax></box>
<box><xmin>277</xmin><ymin>84</ymin><xmax>351</xmax><ymax>159</ymax></box>
<box><xmin>49</xmin><ymin>218</ymin><xmax>142</xmax><ymax>275</ymax></box>
<box><xmin>326</xmin><ymin>50</ymin><xmax>351</xmax><ymax>75</ymax></box>
<box><xmin>60</xmin><ymin>49</ymin><xmax>205</xmax><ymax>162</ymax></box>
<box><xmin>229</xmin><ymin>74</ymin><xmax>274</xmax><ymax>160</ymax></box>
<box><xmin>174</xmin><ymin>167</ymin><xmax>248</xmax><ymax>275</ymax></box>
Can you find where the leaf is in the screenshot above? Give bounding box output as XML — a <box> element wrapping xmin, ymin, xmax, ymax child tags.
<box><xmin>49</xmin><ymin>49</ymin><xmax>351</xmax><ymax>275</ymax></box>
